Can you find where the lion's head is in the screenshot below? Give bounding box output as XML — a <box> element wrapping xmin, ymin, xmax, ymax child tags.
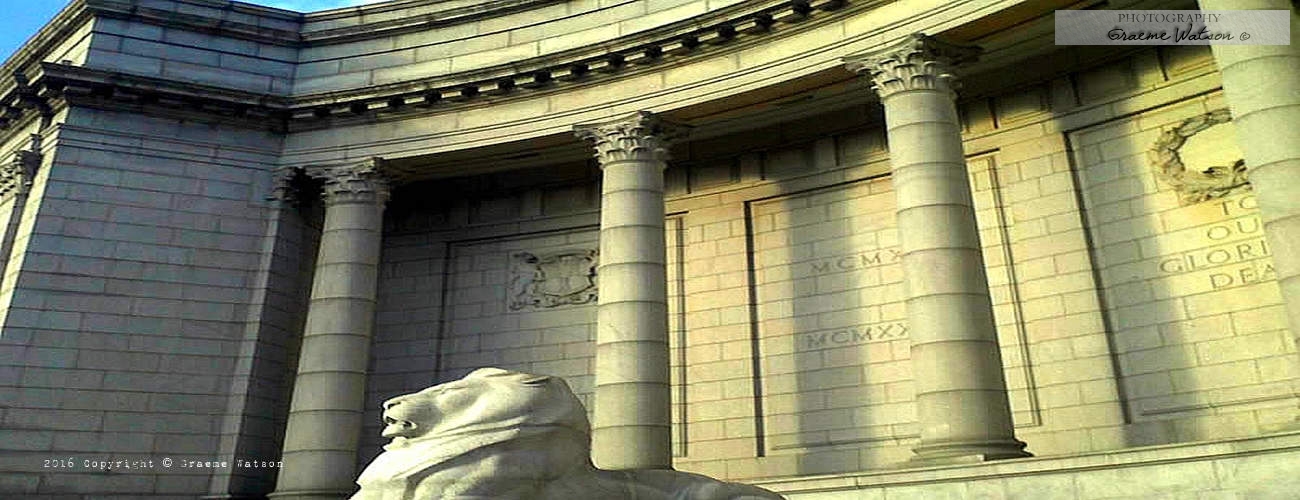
<box><xmin>378</xmin><ymin>367</ymin><xmax>590</xmax><ymax>448</ymax></box>
<box><xmin>356</xmin><ymin>368</ymin><xmax>786</xmax><ymax>500</ymax></box>
<box><xmin>354</xmin><ymin>368</ymin><xmax>594</xmax><ymax>498</ymax></box>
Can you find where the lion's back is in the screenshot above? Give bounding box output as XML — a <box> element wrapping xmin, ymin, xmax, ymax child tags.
<box><xmin>592</xmin><ymin>469</ymin><xmax>785</xmax><ymax>500</ymax></box>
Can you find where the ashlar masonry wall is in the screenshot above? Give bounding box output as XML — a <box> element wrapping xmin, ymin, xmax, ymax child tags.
<box><xmin>0</xmin><ymin>107</ymin><xmax>297</xmax><ymax>497</ymax></box>
<box><xmin>84</xmin><ymin>8</ymin><xmax>299</xmax><ymax>95</ymax></box>
<box><xmin>1072</xmin><ymin>93</ymin><xmax>1294</xmax><ymax>436</ymax></box>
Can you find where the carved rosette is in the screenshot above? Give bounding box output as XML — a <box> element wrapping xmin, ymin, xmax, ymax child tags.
<box><xmin>843</xmin><ymin>34</ymin><xmax>981</xmax><ymax>100</ymax></box>
<box><xmin>1148</xmin><ymin>108</ymin><xmax>1250</xmax><ymax>204</ymax></box>
<box><xmin>303</xmin><ymin>158</ymin><xmax>392</xmax><ymax>206</ymax></box>
<box><xmin>573</xmin><ymin>111</ymin><xmax>690</xmax><ymax>165</ymax></box>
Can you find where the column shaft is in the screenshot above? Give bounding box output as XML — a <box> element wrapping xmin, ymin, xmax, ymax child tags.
<box><xmin>1198</xmin><ymin>1</ymin><xmax>1300</xmax><ymax>372</ymax></box>
<box><xmin>846</xmin><ymin>34</ymin><xmax>1029</xmax><ymax>463</ymax></box>
<box><xmin>575</xmin><ymin>112</ymin><xmax>686</xmax><ymax>470</ymax></box>
<box><xmin>272</xmin><ymin>163</ymin><xmax>388</xmax><ymax>500</ymax></box>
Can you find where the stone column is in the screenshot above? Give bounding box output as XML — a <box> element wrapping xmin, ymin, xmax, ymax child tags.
<box><xmin>845</xmin><ymin>34</ymin><xmax>1030</xmax><ymax>463</ymax></box>
<box><xmin>271</xmin><ymin>159</ymin><xmax>390</xmax><ymax>500</ymax></box>
<box><xmin>1197</xmin><ymin>1</ymin><xmax>1300</xmax><ymax>369</ymax></box>
<box><xmin>574</xmin><ymin>111</ymin><xmax>687</xmax><ymax>470</ymax></box>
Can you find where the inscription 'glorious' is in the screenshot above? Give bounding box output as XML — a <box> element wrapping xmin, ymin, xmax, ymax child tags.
<box><xmin>1155</xmin><ymin>195</ymin><xmax>1274</xmax><ymax>290</ymax></box>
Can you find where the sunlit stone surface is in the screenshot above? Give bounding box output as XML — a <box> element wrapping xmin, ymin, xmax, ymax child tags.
<box><xmin>351</xmin><ymin>368</ymin><xmax>783</xmax><ymax>500</ymax></box>
<box><xmin>0</xmin><ymin>0</ymin><xmax>1298</xmax><ymax>498</ymax></box>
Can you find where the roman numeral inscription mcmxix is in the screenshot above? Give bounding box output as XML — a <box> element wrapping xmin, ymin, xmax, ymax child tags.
<box><xmin>798</xmin><ymin>321</ymin><xmax>910</xmax><ymax>351</ymax></box>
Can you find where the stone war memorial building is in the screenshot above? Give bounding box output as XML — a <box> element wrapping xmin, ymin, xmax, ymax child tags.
<box><xmin>1</xmin><ymin>0</ymin><xmax>1299</xmax><ymax>498</ymax></box>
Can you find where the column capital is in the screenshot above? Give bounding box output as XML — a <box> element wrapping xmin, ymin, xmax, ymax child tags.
<box><xmin>1</xmin><ymin>134</ymin><xmax>43</xmax><ymax>200</ymax></box>
<box><xmin>0</xmin><ymin>149</ymin><xmax>40</xmax><ymax>199</ymax></box>
<box><xmin>267</xmin><ymin>166</ymin><xmax>304</xmax><ymax>206</ymax></box>
<box><xmin>843</xmin><ymin>33</ymin><xmax>980</xmax><ymax>100</ymax></box>
<box><xmin>574</xmin><ymin>111</ymin><xmax>690</xmax><ymax>165</ymax></box>
<box><xmin>302</xmin><ymin>157</ymin><xmax>392</xmax><ymax>206</ymax></box>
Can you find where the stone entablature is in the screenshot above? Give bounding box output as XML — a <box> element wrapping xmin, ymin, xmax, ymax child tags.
<box><xmin>0</xmin><ymin>0</ymin><xmax>858</xmax><ymax>135</ymax></box>
<box><xmin>294</xmin><ymin>0</ymin><xmax>848</xmax><ymax>96</ymax></box>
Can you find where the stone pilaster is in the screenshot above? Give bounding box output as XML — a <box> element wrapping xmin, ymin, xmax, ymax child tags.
<box><xmin>271</xmin><ymin>158</ymin><xmax>390</xmax><ymax>500</ymax></box>
<box><xmin>1197</xmin><ymin>1</ymin><xmax>1300</xmax><ymax>413</ymax></box>
<box><xmin>574</xmin><ymin>111</ymin><xmax>687</xmax><ymax>470</ymax></box>
<box><xmin>845</xmin><ymin>34</ymin><xmax>1030</xmax><ymax>463</ymax></box>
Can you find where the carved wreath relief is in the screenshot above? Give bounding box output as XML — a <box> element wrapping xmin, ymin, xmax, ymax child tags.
<box><xmin>1149</xmin><ymin>108</ymin><xmax>1250</xmax><ymax>204</ymax></box>
<box><xmin>508</xmin><ymin>249</ymin><xmax>599</xmax><ymax>310</ymax></box>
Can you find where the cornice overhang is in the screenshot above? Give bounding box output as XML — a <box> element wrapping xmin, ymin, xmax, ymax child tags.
<box><xmin>1</xmin><ymin>0</ymin><xmax>862</xmax><ymax>135</ymax></box>
<box><xmin>32</xmin><ymin>63</ymin><xmax>292</xmax><ymax>129</ymax></box>
<box><xmin>2</xmin><ymin>0</ymin><xmax>301</xmax><ymax>77</ymax></box>
<box><xmin>286</xmin><ymin>0</ymin><xmax>854</xmax><ymax>119</ymax></box>
<box><xmin>0</xmin><ymin>0</ymin><xmax>301</xmax><ymax>129</ymax></box>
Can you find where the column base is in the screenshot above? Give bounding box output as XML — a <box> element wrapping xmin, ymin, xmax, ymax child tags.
<box><xmin>267</xmin><ymin>489</ymin><xmax>353</xmax><ymax>500</ymax></box>
<box><xmin>908</xmin><ymin>438</ymin><xmax>1032</xmax><ymax>467</ymax></box>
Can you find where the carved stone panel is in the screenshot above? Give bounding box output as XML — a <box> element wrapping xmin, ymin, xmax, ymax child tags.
<box><xmin>1149</xmin><ymin>108</ymin><xmax>1250</xmax><ymax>205</ymax></box>
<box><xmin>508</xmin><ymin>249</ymin><xmax>599</xmax><ymax>310</ymax></box>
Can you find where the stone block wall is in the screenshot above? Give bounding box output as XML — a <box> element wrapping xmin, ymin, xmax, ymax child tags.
<box><xmin>0</xmin><ymin>108</ymin><xmax>291</xmax><ymax>497</ymax></box>
<box><xmin>657</xmin><ymin>133</ymin><xmax>1088</xmax><ymax>478</ymax></box>
<box><xmin>749</xmin><ymin>172</ymin><xmax>914</xmax><ymax>472</ymax></box>
<box><xmin>294</xmin><ymin>0</ymin><xmax>748</xmax><ymax>94</ymax></box>
<box><xmin>1072</xmin><ymin>93</ymin><xmax>1294</xmax><ymax>437</ymax></box>
<box><xmin>84</xmin><ymin>6</ymin><xmax>299</xmax><ymax>95</ymax></box>
<box><xmin>439</xmin><ymin>231</ymin><xmax>602</xmax><ymax>403</ymax></box>
<box><xmin>39</xmin><ymin>18</ymin><xmax>96</xmax><ymax>66</ymax></box>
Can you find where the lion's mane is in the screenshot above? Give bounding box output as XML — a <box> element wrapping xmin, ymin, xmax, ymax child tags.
<box><xmin>351</xmin><ymin>368</ymin><xmax>783</xmax><ymax>500</ymax></box>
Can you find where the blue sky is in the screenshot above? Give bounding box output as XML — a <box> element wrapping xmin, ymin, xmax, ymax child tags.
<box><xmin>1</xmin><ymin>0</ymin><xmax>387</xmax><ymax>64</ymax></box>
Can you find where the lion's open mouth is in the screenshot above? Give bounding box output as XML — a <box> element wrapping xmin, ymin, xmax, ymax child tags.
<box><xmin>382</xmin><ymin>416</ymin><xmax>419</xmax><ymax>438</ymax></box>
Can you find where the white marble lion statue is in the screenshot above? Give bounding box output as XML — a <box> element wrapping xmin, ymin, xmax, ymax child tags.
<box><xmin>351</xmin><ymin>367</ymin><xmax>785</xmax><ymax>500</ymax></box>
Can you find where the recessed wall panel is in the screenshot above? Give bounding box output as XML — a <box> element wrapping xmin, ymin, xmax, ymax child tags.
<box><xmin>750</xmin><ymin>159</ymin><xmax>1040</xmax><ymax>465</ymax></box>
<box><xmin>1073</xmin><ymin>99</ymin><xmax>1295</xmax><ymax>429</ymax></box>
